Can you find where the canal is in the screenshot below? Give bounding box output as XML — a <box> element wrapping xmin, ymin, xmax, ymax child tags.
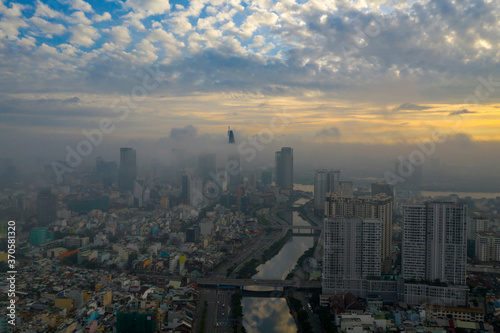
<box><xmin>242</xmin><ymin>208</ymin><xmax>315</xmax><ymax>332</ymax></box>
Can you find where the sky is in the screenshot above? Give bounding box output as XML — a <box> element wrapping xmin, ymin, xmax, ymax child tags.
<box><xmin>1</xmin><ymin>0</ymin><xmax>500</xmax><ymax>186</ymax></box>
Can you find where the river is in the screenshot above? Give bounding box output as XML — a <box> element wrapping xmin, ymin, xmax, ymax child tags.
<box><xmin>293</xmin><ymin>183</ymin><xmax>500</xmax><ymax>200</ymax></box>
<box><xmin>242</xmin><ymin>209</ymin><xmax>314</xmax><ymax>333</ymax></box>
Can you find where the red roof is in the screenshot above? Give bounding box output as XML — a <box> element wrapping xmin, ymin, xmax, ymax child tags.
<box><xmin>58</xmin><ymin>249</ymin><xmax>80</xmax><ymax>258</ymax></box>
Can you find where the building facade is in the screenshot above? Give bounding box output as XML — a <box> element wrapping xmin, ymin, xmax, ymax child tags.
<box><xmin>37</xmin><ymin>188</ymin><xmax>57</xmax><ymax>225</ymax></box>
<box><xmin>313</xmin><ymin>169</ymin><xmax>340</xmax><ymax>213</ymax></box>
<box><xmin>275</xmin><ymin>147</ymin><xmax>293</xmax><ymax>191</ymax></box>
<box><xmin>118</xmin><ymin>148</ymin><xmax>137</xmax><ymax>192</ymax></box>
<box><xmin>325</xmin><ymin>194</ymin><xmax>393</xmax><ymax>268</ymax></box>
<box><xmin>323</xmin><ymin>217</ymin><xmax>382</xmax><ymax>294</ymax></box>
<box><xmin>402</xmin><ymin>201</ymin><xmax>467</xmax><ymax>285</ymax></box>
<box><xmin>475</xmin><ymin>231</ymin><xmax>500</xmax><ymax>262</ymax></box>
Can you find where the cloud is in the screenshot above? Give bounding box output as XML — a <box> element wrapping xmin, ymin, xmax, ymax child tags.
<box><xmin>315</xmin><ymin>127</ymin><xmax>341</xmax><ymax>139</ymax></box>
<box><xmin>66</xmin><ymin>11</ymin><xmax>92</xmax><ymax>25</ymax></box>
<box><xmin>448</xmin><ymin>109</ymin><xmax>476</xmax><ymax>116</ymax></box>
<box><xmin>448</xmin><ymin>132</ymin><xmax>473</xmax><ymax>146</ymax></box>
<box><xmin>169</xmin><ymin>125</ymin><xmax>198</xmax><ymax>141</ymax></box>
<box><xmin>62</xmin><ymin>96</ymin><xmax>81</xmax><ymax>104</ymax></box>
<box><xmin>93</xmin><ymin>12</ymin><xmax>112</xmax><ymax>22</ymax></box>
<box><xmin>105</xmin><ymin>26</ymin><xmax>132</xmax><ymax>47</ymax></box>
<box><xmin>393</xmin><ymin>103</ymin><xmax>432</xmax><ymax>111</ymax></box>
<box><xmin>29</xmin><ymin>17</ymin><xmax>66</xmax><ymax>37</ymax></box>
<box><xmin>34</xmin><ymin>0</ymin><xmax>63</xmax><ymax>19</ymax></box>
<box><xmin>64</xmin><ymin>0</ymin><xmax>94</xmax><ymax>13</ymax></box>
<box><xmin>69</xmin><ymin>24</ymin><xmax>100</xmax><ymax>47</ymax></box>
<box><xmin>124</xmin><ymin>0</ymin><xmax>171</xmax><ymax>17</ymax></box>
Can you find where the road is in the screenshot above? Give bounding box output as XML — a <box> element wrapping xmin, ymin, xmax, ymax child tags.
<box><xmin>215</xmin><ymin>290</ymin><xmax>233</xmax><ymax>333</ymax></box>
<box><xmin>194</xmin><ymin>277</ymin><xmax>322</xmax><ymax>288</ymax></box>
<box><xmin>194</xmin><ymin>289</ymin><xmax>217</xmax><ymax>333</ymax></box>
<box><xmin>294</xmin><ymin>291</ymin><xmax>323</xmax><ymax>333</ymax></box>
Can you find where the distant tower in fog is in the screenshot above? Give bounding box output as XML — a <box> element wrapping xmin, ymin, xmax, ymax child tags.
<box><xmin>37</xmin><ymin>188</ymin><xmax>57</xmax><ymax>225</ymax></box>
<box><xmin>275</xmin><ymin>147</ymin><xmax>293</xmax><ymax>191</ymax></box>
<box><xmin>118</xmin><ymin>148</ymin><xmax>137</xmax><ymax>192</ymax></box>
<box><xmin>228</xmin><ymin>126</ymin><xmax>235</xmax><ymax>144</ymax></box>
<box><xmin>198</xmin><ymin>153</ymin><xmax>216</xmax><ymax>182</ymax></box>
<box><xmin>314</xmin><ymin>169</ymin><xmax>340</xmax><ymax>213</ymax></box>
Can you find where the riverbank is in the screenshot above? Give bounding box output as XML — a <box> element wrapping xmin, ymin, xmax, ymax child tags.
<box><xmin>236</xmin><ymin>230</ymin><xmax>292</xmax><ymax>279</ymax></box>
<box><xmin>285</xmin><ymin>239</ymin><xmax>318</xmax><ymax>280</ymax></box>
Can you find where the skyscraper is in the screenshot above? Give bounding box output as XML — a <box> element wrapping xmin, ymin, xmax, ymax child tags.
<box><xmin>323</xmin><ymin>217</ymin><xmax>382</xmax><ymax>293</ymax></box>
<box><xmin>402</xmin><ymin>201</ymin><xmax>467</xmax><ymax>285</ymax></box>
<box><xmin>198</xmin><ymin>153</ymin><xmax>216</xmax><ymax>182</ymax></box>
<box><xmin>118</xmin><ymin>148</ymin><xmax>137</xmax><ymax>192</ymax></box>
<box><xmin>227</xmin><ymin>153</ymin><xmax>242</xmax><ymax>189</ymax></box>
<box><xmin>96</xmin><ymin>157</ymin><xmax>117</xmax><ymax>189</ymax></box>
<box><xmin>325</xmin><ymin>193</ymin><xmax>393</xmax><ymax>271</ymax></box>
<box><xmin>338</xmin><ymin>180</ymin><xmax>353</xmax><ymax>197</ymax></box>
<box><xmin>275</xmin><ymin>147</ymin><xmax>293</xmax><ymax>191</ymax></box>
<box><xmin>261</xmin><ymin>170</ymin><xmax>272</xmax><ymax>185</ymax></box>
<box><xmin>313</xmin><ymin>169</ymin><xmax>340</xmax><ymax>213</ymax></box>
<box><xmin>37</xmin><ymin>188</ymin><xmax>57</xmax><ymax>225</ymax></box>
<box><xmin>228</xmin><ymin>126</ymin><xmax>235</xmax><ymax>144</ymax></box>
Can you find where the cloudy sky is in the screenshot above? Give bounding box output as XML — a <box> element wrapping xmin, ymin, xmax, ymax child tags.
<box><xmin>0</xmin><ymin>0</ymin><xmax>500</xmax><ymax>175</ymax></box>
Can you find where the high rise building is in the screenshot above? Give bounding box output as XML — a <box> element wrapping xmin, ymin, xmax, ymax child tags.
<box><xmin>323</xmin><ymin>217</ymin><xmax>382</xmax><ymax>292</ymax></box>
<box><xmin>189</xmin><ymin>177</ymin><xmax>204</xmax><ymax>207</ymax></box>
<box><xmin>181</xmin><ymin>175</ymin><xmax>189</xmax><ymax>199</ymax></box>
<box><xmin>29</xmin><ymin>226</ymin><xmax>48</xmax><ymax>245</ymax></box>
<box><xmin>475</xmin><ymin>231</ymin><xmax>500</xmax><ymax>262</ymax></box>
<box><xmin>228</xmin><ymin>126</ymin><xmax>235</xmax><ymax>144</ymax></box>
<box><xmin>402</xmin><ymin>201</ymin><xmax>467</xmax><ymax>285</ymax></box>
<box><xmin>186</xmin><ymin>225</ymin><xmax>201</xmax><ymax>243</ymax></box>
<box><xmin>467</xmin><ymin>218</ymin><xmax>489</xmax><ymax>240</ymax></box>
<box><xmin>338</xmin><ymin>180</ymin><xmax>353</xmax><ymax>197</ymax></box>
<box><xmin>313</xmin><ymin>169</ymin><xmax>340</xmax><ymax>213</ymax></box>
<box><xmin>118</xmin><ymin>148</ymin><xmax>137</xmax><ymax>192</ymax></box>
<box><xmin>96</xmin><ymin>157</ymin><xmax>117</xmax><ymax>188</ymax></box>
<box><xmin>37</xmin><ymin>188</ymin><xmax>57</xmax><ymax>225</ymax></box>
<box><xmin>261</xmin><ymin>170</ymin><xmax>273</xmax><ymax>185</ymax></box>
<box><xmin>325</xmin><ymin>193</ymin><xmax>393</xmax><ymax>269</ymax></box>
<box><xmin>275</xmin><ymin>147</ymin><xmax>293</xmax><ymax>191</ymax></box>
<box><xmin>198</xmin><ymin>153</ymin><xmax>216</xmax><ymax>182</ymax></box>
<box><xmin>227</xmin><ymin>153</ymin><xmax>242</xmax><ymax>189</ymax></box>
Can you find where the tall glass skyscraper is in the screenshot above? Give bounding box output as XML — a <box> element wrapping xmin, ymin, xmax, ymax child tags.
<box><xmin>118</xmin><ymin>147</ymin><xmax>137</xmax><ymax>192</ymax></box>
<box><xmin>275</xmin><ymin>147</ymin><xmax>293</xmax><ymax>191</ymax></box>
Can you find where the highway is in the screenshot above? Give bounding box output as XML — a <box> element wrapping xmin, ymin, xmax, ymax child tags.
<box><xmin>194</xmin><ymin>289</ymin><xmax>217</xmax><ymax>333</ymax></box>
<box><xmin>194</xmin><ymin>277</ymin><xmax>321</xmax><ymax>288</ymax></box>
<box><xmin>215</xmin><ymin>290</ymin><xmax>232</xmax><ymax>333</ymax></box>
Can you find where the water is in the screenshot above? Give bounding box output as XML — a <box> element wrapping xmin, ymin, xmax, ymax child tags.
<box><xmin>419</xmin><ymin>191</ymin><xmax>500</xmax><ymax>200</ymax></box>
<box><xmin>294</xmin><ymin>183</ymin><xmax>500</xmax><ymax>200</ymax></box>
<box><xmin>242</xmin><ymin>210</ymin><xmax>314</xmax><ymax>332</ymax></box>
<box><xmin>242</xmin><ymin>297</ymin><xmax>296</xmax><ymax>333</ymax></box>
